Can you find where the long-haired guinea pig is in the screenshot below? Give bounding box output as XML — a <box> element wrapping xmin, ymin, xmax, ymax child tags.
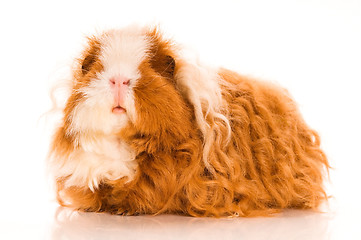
<box><xmin>48</xmin><ymin>25</ymin><xmax>330</xmax><ymax>217</ymax></box>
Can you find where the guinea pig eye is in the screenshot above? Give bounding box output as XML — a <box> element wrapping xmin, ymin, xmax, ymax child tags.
<box><xmin>81</xmin><ymin>54</ymin><xmax>97</xmax><ymax>75</ymax></box>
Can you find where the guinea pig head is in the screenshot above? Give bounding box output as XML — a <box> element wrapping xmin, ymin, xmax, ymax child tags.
<box><xmin>63</xmin><ymin>27</ymin><xmax>193</xmax><ymax>151</ymax></box>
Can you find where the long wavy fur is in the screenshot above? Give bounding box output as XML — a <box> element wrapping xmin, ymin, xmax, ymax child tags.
<box><xmin>49</xmin><ymin>26</ymin><xmax>330</xmax><ymax>217</ymax></box>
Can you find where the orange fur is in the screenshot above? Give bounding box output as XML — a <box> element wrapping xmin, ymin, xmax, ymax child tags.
<box><xmin>49</xmin><ymin>27</ymin><xmax>330</xmax><ymax>217</ymax></box>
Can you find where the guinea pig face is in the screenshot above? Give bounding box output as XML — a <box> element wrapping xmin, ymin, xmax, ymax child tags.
<box><xmin>66</xmin><ymin>27</ymin><xmax>178</xmax><ymax>137</ymax></box>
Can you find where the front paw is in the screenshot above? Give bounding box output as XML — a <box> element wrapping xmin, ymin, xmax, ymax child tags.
<box><xmin>108</xmin><ymin>207</ymin><xmax>139</xmax><ymax>216</ymax></box>
<box><xmin>118</xmin><ymin>210</ymin><xmax>129</xmax><ymax>216</ymax></box>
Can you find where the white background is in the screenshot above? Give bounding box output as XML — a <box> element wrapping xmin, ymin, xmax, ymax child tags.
<box><xmin>0</xmin><ymin>0</ymin><xmax>360</xmax><ymax>239</ymax></box>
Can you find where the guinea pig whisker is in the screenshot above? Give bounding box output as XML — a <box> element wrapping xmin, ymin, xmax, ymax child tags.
<box><xmin>151</xmin><ymin>82</ymin><xmax>173</xmax><ymax>92</ymax></box>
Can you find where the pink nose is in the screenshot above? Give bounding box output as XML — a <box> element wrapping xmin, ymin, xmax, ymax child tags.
<box><xmin>109</xmin><ymin>76</ymin><xmax>130</xmax><ymax>113</ymax></box>
<box><xmin>109</xmin><ymin>76</ymin><xmax>130</xmax><ymax>86</ymax></box>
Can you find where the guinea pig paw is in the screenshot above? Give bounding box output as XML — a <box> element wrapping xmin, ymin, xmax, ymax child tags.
<box><xmin>78</xmin><ymin>207</ymin><xmax>97</xmax><ymax>213</ymax></box>
<box><xmin>116</xmin><ymin>209</ymin><xmax>140</xmax><ymax>216</ymax></box>
<box><xmin>117</xmin><ymin>210</ymin><xmax>129</xmax><ymax>216</ymax></box>
<box><xmin>108</xmin><ymin>206</ymin><xmax>128</xmax><ymax>216</ymax></box>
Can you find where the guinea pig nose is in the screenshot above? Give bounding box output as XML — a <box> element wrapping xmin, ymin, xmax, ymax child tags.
<box><xmin>109</xmin><ymin>76</ymin><xmax>130</xmax><ymax>86</ymax></box>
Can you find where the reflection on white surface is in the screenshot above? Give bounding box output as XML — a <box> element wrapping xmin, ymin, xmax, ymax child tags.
<box><xmin>50</xmin><ymin>207</ymin><xmax>331</xmax><ymax>240</ymax></box>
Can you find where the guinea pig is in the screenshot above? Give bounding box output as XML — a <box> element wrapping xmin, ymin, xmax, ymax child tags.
<box><xmin>48</xmin><ymin>25</ymin><xmax>330</xmax><ymax>217</ymax></box>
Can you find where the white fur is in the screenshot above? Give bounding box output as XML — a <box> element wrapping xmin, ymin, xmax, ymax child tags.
<box><xmin>52</xmin><ymin>134</ymin><xmax>137</xmax><ymax>191</ymax></box>
<box><xmin>100</xmin><ymin>27</ymin><xmax>149</xmax><ymax>79</ymax></box>
<box><xmin>69</xmin><ymin>78</ymin><xmax>129</xmax><ymax>136</ymax></box>
<box><xmin>56</xmin><ymin>27</ymin><xmax>150</xmax><ymax>190</ymax></box>
<box><xmin>175</xmin><ymin>56</ymin><xmax>231</xmax><ymax>171</ymax></box>
<box><xmin>70</xmin><ymin>27</ymin><xmax>150</xmax><ymax>135</ymax></box>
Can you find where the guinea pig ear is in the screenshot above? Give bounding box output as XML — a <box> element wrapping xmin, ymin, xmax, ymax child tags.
<box><xmin>147</xmin><ymin>28</ymin><xmax>176</xmax><ymax>80</ymax></box>
<box><xmin>149</xmin><ymin>53</ymin><xmax>175</xmax><ymax>79</ymax></box>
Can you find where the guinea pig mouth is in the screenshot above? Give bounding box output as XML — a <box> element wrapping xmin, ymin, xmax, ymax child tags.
<box><xmin>112</xmin><ymin>105</ymin><xmax>126</xmax><ymax>114</ymax></box>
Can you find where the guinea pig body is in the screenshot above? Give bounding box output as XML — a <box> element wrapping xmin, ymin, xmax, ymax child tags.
<box><xmin>49</xmin><ymin>25</ymin><xmax>329</xmax><ymax>217</ymax></box>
